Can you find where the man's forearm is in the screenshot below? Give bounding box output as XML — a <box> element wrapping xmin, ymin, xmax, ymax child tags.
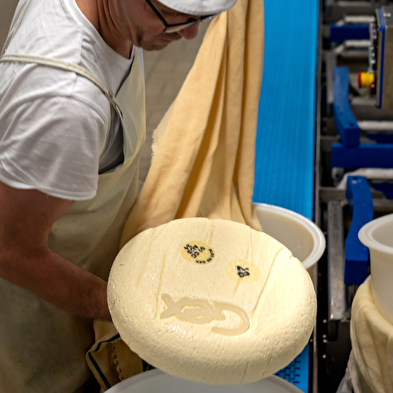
<box><xmin>0</xmin><ymin>183</ymin><xmax>111</xmax><ymax>320</ymax></box>
<box><xmin>0</xmin><ymin>246</ymin><xmax>111</xmax><ymax>321</ymax></box>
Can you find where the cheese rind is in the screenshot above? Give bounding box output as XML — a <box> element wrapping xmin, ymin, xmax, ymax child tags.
<box><xmin>108</xmin><ymin>218</ymin><xmax>317</xmax><ymax>384</ymax></box>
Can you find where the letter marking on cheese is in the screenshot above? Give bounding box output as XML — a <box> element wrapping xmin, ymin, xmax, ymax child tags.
<box><xmin>160</xmin><ymin>294</ymin><xmax>250</xmax><ymax>336</ymax></box>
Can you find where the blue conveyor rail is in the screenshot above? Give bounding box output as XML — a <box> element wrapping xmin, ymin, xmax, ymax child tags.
<box><xmin>253</xmin><ymin>0</ymin><xmax>319</xmax><ymax>222</ymax></box>
<box><xmin>253</xmin><ymin>0</ymin><xmax>319</xmax><ymax>392</ymax></box>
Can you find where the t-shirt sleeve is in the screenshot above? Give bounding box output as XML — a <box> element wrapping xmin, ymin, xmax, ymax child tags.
<box><xmin>0</xmin><ymin>93</ymin><xmax>108</xmax><ymax>200</ymax></box>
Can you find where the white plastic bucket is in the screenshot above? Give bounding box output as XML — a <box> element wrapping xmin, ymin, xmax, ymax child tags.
<box><xmin>106</xmin><ymin>369</ymin><xmax>303</xmax><ymax>393</ymax></box>
<box><xmin>254</xmin><ymin>203</ymin><xmax>325</xmax><ymax>270</ymax></box>
<box><xmin>358</xmin><ymin>213</ymin><xmax>393</xmax><ymax>324</ymax></box>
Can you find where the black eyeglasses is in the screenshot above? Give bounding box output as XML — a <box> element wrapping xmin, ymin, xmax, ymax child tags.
<box><xmin>144</xmin><ymin>0</ymin><xmax>216</xmax><ymax>33</ymax></box>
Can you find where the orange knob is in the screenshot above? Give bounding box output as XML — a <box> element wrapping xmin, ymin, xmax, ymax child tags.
<box><xmin>358</xmin><ymin>72</ymin><xmax>375</xmax><ymax>89</ymax></box>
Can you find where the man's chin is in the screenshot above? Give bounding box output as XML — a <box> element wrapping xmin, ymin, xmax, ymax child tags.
<box><xmin>142</xmin><ymin>41</ymin><xmax>170</xmax><ymax>51</ymax></box>
<box><xmin>141</xmin><ymin>35</ymin><xmax>181</xmax><ymax>51</ymax></box>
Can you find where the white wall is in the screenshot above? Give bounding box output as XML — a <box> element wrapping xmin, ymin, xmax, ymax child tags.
<box><xmin>0</xmin><ymin>0</ymin><xmax>19</xmax><ymax>51</ymax></box>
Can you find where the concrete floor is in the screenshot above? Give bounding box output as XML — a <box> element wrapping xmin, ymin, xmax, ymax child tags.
<box><xmin>140</xmin><ymin>23</ymin><xmax>209</xmax><ymax>183</ymax></box>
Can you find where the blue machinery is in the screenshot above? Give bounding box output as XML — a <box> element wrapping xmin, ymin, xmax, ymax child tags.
<box><xmin>254</xmin><ymin>1</ymin><xmax>393</xmax><ymax>392</ymax></box>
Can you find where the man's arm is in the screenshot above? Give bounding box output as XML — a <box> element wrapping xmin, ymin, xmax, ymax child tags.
<box><xmin>0</xmin><ymin>181</ymin><xmax>111</xmax><ymax>321</ymax></box>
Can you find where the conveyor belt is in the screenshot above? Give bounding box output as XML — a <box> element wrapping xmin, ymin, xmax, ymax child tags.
<box><xmin>253</xmin><ymin>0</ymin><xmax>319</xmax><ymax>221</ymax></box>
<box><xmin>253</xmin><ymin>1</ymin><xmax>320</xmax><ymax>392</ymax></box>
<box><xmin>276</xmin><ymin>343</ymin><xmax>310</xmax><ymax>392</ymax></box>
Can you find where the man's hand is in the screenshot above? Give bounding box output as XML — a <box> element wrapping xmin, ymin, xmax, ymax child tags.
<box><xmin>0</xmin><ymin>181</ymin><xmax>111</xmax><ymax>321</ymax></box>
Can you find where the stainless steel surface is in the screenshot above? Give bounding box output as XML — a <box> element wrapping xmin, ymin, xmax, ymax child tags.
<box><xmin>327</xmin><ymin>201</ymin><xmax>347</xmax><ymax>322</ymax></box>
<box><xmin>325</xmin><ymin>2</ymin><xmax>380</xmax><ymax>24</ymax></box>
<box><xmin>341</xmin><ymin>40</ymin><xmax>371</xmax><ymax>49</ymax></box>
<box><xmin>358</xmin><ymin>120</ymin><xmax>393</xmax><ymax>131</ymax></box>
<box><xmin>325</xmin><ymin>51</ymin><xmax>337</xmax><ymax>114</ymax></box>
<box><xmin>351</xmin><ymin>97</ymin><xmax>378</xmax><ymax>106</ymax></box>
<box><xmin>334</xmin><ymin>48</ymin><xmax>369</xmax><ymax>58</ymax></box>
<box><xmin>344</xmin><ymin>15</ymin><xmax>376</xmax><ymax>23</ymax></box>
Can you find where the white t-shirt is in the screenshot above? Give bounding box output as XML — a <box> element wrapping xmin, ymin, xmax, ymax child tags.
<box><xmin>0</xmin><ymin>0</ymin><xmax>135</xmax><ymax>200</ymax></box>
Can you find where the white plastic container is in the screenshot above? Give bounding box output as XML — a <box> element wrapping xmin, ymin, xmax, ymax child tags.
<box><xmin>106</xmin><ymin>369</ymin><xmax>303</xmax><ymax>393</ymax></box>
<box><xmin>358</xmin><ymin>213</ymin><xmax>393</xmax><ymax>324</ymax></box>
<box><xmin>254</xmin><ymin>203</ymin><xmax>325</xmax><ymax>270</ymax></box>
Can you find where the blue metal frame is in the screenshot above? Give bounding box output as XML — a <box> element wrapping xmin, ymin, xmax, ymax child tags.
<box><xmin>333</xmin><ymin>67</ymin><xmax>361</xmax><ymax>147</ymax></box>
<box><xmin>331</xmin><ymin>66</ymin><xmax>393</xmax><ymax>169</ymax></box>
<box><xmin>329</xmin><ymin>24</ymin><xmax>370</xmax><ymax>42</ymax></box>
<box><xmin>344</xmin><ymin>176</ymin><xmax>373</xmax><ymax>285</ymax></box>
<box><xmin>331</xmin><ymin>143</ymin><xmax>393</xmax><ymax>168</ymax></box>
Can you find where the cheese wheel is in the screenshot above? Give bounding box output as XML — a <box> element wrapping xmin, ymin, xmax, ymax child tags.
<box><xmin>108</xmin><ymin>218</ymin><xmax>317</xmax><ymax>385</ymax></box>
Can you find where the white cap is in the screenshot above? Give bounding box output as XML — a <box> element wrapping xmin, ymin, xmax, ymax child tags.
<box><xmin>157</xmin><ymin>0</ymin><xmax>237</xmax><ymax>15</ymax></box>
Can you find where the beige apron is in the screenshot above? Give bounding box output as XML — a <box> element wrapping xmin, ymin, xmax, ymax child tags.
<box><xmin>0</xmin><ymin>1</ymin><xmax>146</xmax><ymax>391</ymax></box>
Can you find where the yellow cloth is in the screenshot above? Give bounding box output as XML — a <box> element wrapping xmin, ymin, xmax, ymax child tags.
<box><xmin>87</xmin><ymin>0</ymin><xmax>264</xmax><ymax>389</ymax></box>
<box><xmin>120</xmin><ymin>0</ymin><xmax>264</xmax><ymax>246</ymax></box>
<box><xmin>86</xmin><ymin>321</ymin><xmax>144</xmax><ymax>390</ymax></box>
<box><xmin>348</xmin><ymin>279</ymin><xmax>393</xmax><ymax>393</ymax></box>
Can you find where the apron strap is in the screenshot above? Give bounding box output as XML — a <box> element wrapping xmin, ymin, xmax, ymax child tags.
<box><xmin>0</xmin><ymin>53</ymin><xmax>124</xmax><ymax>119</ymax></box>
<box><xmin>1</xmin><ymin>0</ymin><xmax>124</xmax><ymax>119</ymax></box>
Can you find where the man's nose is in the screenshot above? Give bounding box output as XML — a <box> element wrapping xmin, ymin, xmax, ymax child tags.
<box><xmin>177</xmin><ymin>21</ymin><xmax>200</xmax><ymax>40</ymax></box>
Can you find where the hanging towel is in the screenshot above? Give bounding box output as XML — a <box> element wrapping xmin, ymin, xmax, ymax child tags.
<box><xmin>87</xmin><ymin>0</ymin><xmax>264</xmax><ymax>389</ymax></box>
<box><xmin>120</xmin><ymin>0</ymin><xmax>264</xmax><ymax>246</ymax></box>
<box><xmin>348</xmin><ymin>278</ymin><xmax>393</xmax><ymax>393</ymax></box>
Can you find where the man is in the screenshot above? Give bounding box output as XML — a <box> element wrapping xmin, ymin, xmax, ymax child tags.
<box><xmin>0</xmin><ymin>0</ymin><xmax>236</xmax><ymax>391</ymax></box>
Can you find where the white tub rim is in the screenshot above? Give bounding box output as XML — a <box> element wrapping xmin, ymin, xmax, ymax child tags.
<box><xmin>358</xmin><ymin>213</ymin><xmax>393</xmax><ymax>255</ymax></box>
<box><xmin>253</xmin><ymin>203</ymin><xmax>326</xmax><ymax>269</ymax></box>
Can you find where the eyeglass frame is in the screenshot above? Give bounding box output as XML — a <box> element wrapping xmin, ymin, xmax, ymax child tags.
<box><xmin>144</xmin><ymin>0</ymin><xmax>217</xmax><ymax>33</ymax></box>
